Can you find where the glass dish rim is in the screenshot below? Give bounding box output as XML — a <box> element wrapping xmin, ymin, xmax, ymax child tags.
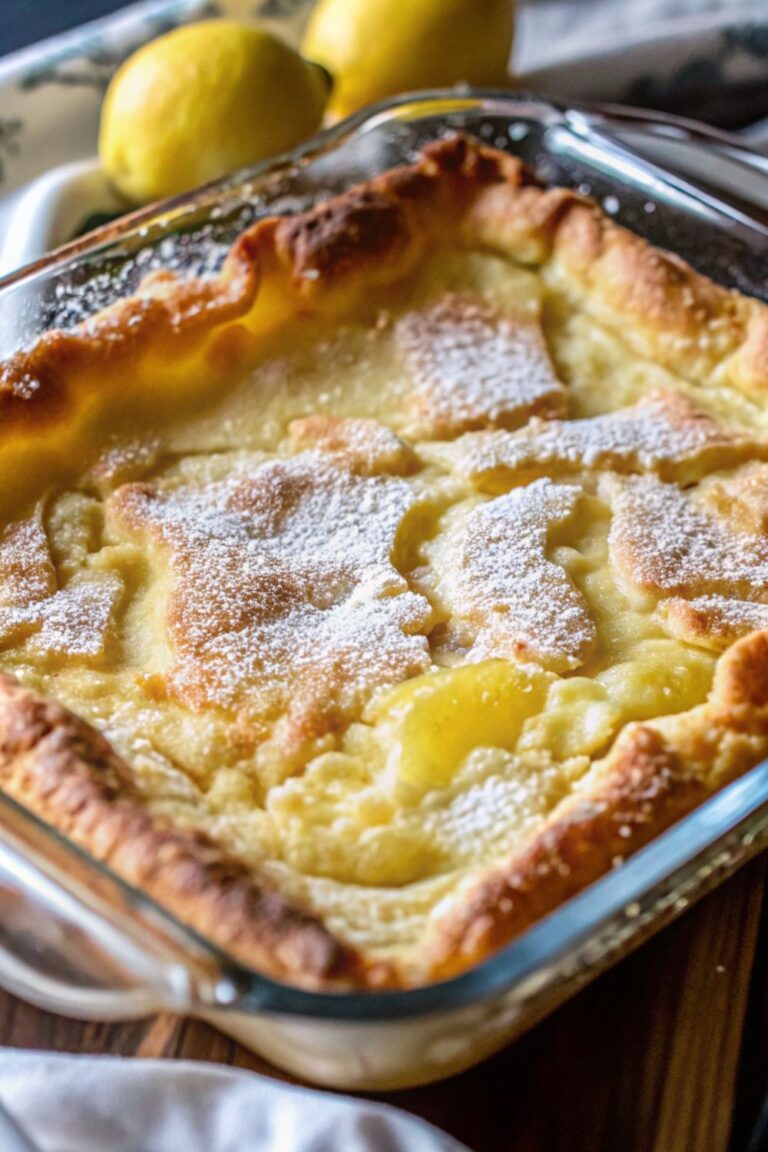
<box><xmin>3</xmin><ymin>86</ymin><xmax>767</xmax><ymax>297</ymax></box>
<box><xmin>1</xmin><ymin>88</ymin><xmax>767</xmax><ymax>1023</ymax></box>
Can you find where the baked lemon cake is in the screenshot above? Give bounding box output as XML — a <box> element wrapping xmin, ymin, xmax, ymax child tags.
<box><xmin>1</xmin><ymin>135</ymin><xmax>768</xmax><ymax>989</ymax></box>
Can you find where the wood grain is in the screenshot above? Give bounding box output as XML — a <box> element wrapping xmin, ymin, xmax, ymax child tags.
<box><xmin>0</xmin><ymin>857</ymin><xmax>765</xmax><ymax>1152</ymax></box>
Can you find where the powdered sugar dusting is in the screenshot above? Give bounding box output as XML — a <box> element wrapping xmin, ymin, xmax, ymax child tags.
<box><xmin>287</xmin><ymin>416</ymin><xmax>416</xmax><ymax>476</ymax></box>
<box><xmin>0</xmin><ymin>510</ymin><xmax>121</xmax><ymax>660</ymax></box>
<box><xmin>450</xmin><ymin>391</ymin><xmax>753</xmax><ymax>487</ymax></box>
<box><xmin>0</xmin><ymin>512</ymin><xmax>56</xmax><ymax>608</ymax></box>
<box><xmin>396</xmin><ymin>293</ymin><xmax>566</xmax><ymax>438</ymax></box>
<box><xmin>661</xmin><ymin>595</ymin><xmax>768</xmax><ymax>648</ymax></box>
<box><xmin>419</xmin><ymin>753</ymin><xmax>567</xmax><ymax>867</ymax></box>
<box><xmin>429</xmin><ymin>478</ymin><xmax>596</xmax><ymax>672</ymax></box>
<box><xmin>110</xmin><ymin>455</ymin><xmax>433</xmax><ymax>755</ymax></box>
<box><xmin>607</xmin><ymin>473</ymin><xmax>768</xmax><ymax>600</ymax></box>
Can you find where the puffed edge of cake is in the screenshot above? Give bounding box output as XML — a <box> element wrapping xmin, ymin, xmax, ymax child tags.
<box><xmin>0</xmin><ymin>134</ymin><xmax>767</xmax><ymax>989</ymax></box>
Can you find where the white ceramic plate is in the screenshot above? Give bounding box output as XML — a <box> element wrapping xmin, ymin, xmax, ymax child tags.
<box><xmin>0</xmin><ymin>158</ymin><xmax>126</xmax><ymax>275</ymax></box>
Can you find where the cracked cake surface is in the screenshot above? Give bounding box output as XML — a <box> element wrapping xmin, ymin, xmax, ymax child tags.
<box><xmin>1</xmin><ymin>135</ymin><xmax>768</xmax><ymax>988</ymax></box>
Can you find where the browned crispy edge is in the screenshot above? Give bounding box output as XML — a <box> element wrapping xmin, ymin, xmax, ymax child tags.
<box><xmin>1</xmin><ymin>134</ymin><xmax>768</xmax><ymax>989</ymax></box>
<box><xmin>0</xmin><ymin>136</ymin><xmax>528</xmax><ymax>436</ymax></box>
<box><xmin>425</xmin><ymin>628</ymin><xmax>768</xmax><ymax>977</ymax></box>
<box><xmin>0</xmin><ymin>672</ymin><xmax>378</xmax><ymax>988</ymax></box>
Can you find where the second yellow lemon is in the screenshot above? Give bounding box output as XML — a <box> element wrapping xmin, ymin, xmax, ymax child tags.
<box><xmin>302</xmin><ymin>0</ymin><xmax>516</xmax><ymax>120</ymax></box>
<box><xmin>100</xmin><ymin>21</ymin><xmax>330</xmax><ymax>204</ymax></box>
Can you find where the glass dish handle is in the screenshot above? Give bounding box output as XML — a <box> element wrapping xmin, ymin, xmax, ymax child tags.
<box><xmin>0</xmin><ymin>800</ymin><xmax>242</xmax><ymax>1020</ymax></box>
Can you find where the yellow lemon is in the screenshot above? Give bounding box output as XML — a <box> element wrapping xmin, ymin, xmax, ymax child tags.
<box><xmin>99</xmin><ymin>20</ymin><xmax>330</xmax><ymax>204</ymax></box>
<box><xmin>302</xmin><ymin>0</ymin><xmax>515</xmax><ymax>120</ymax></box>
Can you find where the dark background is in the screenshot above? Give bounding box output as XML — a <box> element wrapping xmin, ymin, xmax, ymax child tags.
<box><xmin>2</xmin><ymin>0</ymin><xmax>129</xmax><ymax>55</ymax></box>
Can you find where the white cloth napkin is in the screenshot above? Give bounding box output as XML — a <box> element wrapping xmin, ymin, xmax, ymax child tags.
<box><xmin>0</xmin><ymin>1050</ymin><xmax>470</xmax><ymax>1152</ymax></box>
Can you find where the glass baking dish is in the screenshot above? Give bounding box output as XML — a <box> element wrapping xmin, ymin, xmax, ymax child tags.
<box><xmin>0</xmin><ymin>91</ymin><xmax>767</xmax><ymax>1091</ymax></box>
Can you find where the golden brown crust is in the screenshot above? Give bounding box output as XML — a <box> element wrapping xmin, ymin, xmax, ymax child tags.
<box><xmin>0</xmin><ymin>136</ymin><xmax>523</xmax><ymax>455</ymax></box>
<box><xmin>0</xmin><ymin>257</ymin><xmax>261</xmax><ymax>434</ymax></box>
<box><xmin>107</xmin><ymin>457</ymin><xmax>432</xmax><ymax>774</ymax></box>
<box><xmin>426</xmin><ymin>479</ymin><xmax>596</xmax><ymax>672</ymax></box>
<box><xmin>0</xmin><ymin>672</ymin><xmax>367</xmax><ymax>987</ymax></box>
<box><xmin>425</xmin><ymin>629</ymin><xmax>768</xmax><ymax>977</ymax></box>
<box><xmin>660</xmin><ymin>596</ymin><xmax>768</xmax><ymax>650</ymax></box>
<box><xmin>395</xmin><ymin>291</ymin><xmax>567</xmax><ymax>438</ymax></box>
<box><xmin>426</xmin><ymin>726</ymin><xmax>707</xmax><ymax>978</ymax></box>
<box><xmin>2</xmin><ymin>132</ymin><xmax>766</xmax><ymax>443</ymax></box>
<box><xmin>465</xmin><ymin>156</ymin><xmax>767</xmax><ymax>393</ymax></box>
<box><xmin>1</xmin><ymin>133</ymin><xmax>768</xmax><ymax>989</ymax></box>
<box><xmin>440</xmin><ymin>390</ymin><xmax>762</xmax><ymax>492</ymax></box>
<box><xmin>548</xmin><ymin>202</ymin><xmax>748</xmax><ymax>379</ymax></box>
<box><xmin>709</xmin><ymin>627</ymin><xmax>768</xmax><ymax>725</ymax></box>
<box><xmin>702</xmin><ymin>460</ymin><xmax>768</xmax><ymax>534</ymax></box>
<box><xmin>287</xmin><ymin>416</ymin><xmax>418</xmax><ymax>476</ymax></box>
<box><xmin>605</xmin><ymin>466</ymin><xmax>768</xmax><ymax>603</ymax></box>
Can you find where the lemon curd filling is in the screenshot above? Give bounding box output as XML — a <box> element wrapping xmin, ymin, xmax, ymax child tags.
<box><xmin>0</xmin><ymin>245</ymin><xmax>763</xmax><ymax>966</ymax></box>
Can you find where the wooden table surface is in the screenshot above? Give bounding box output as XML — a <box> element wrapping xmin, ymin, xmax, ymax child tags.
<box><xmin>1</xmin><ymin>854</ymin><xmax>765</xmax><ymax>1152</ymax></box>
